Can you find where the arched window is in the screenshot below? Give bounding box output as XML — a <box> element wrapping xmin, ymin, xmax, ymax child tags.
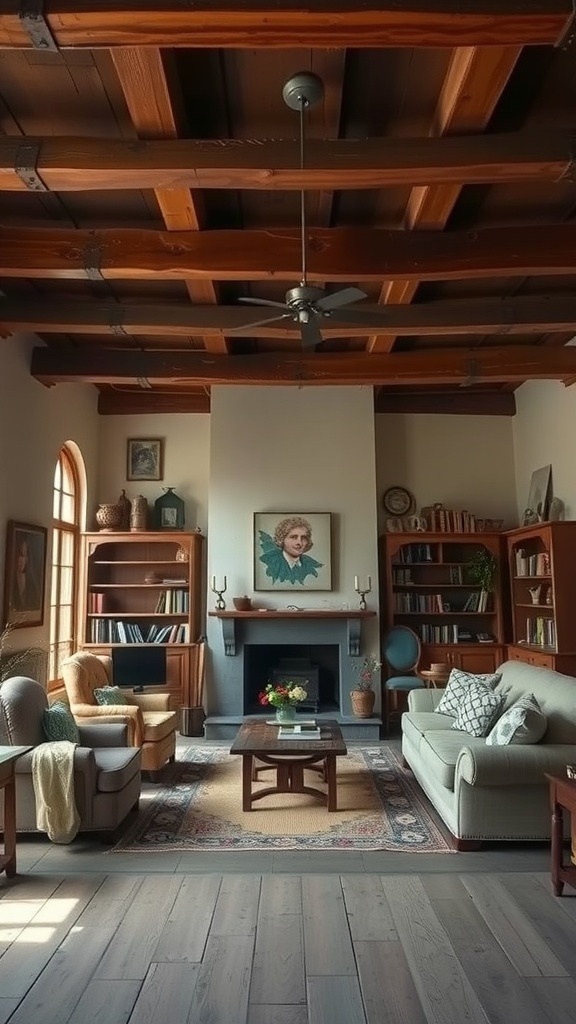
<box><xmin>49</xmin><ymin>445</ymin><xmax>81</xmax><ymax>685</ymax></box>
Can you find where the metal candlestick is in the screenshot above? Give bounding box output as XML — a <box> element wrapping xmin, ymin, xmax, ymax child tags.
<box><xmin>354</xmin><ymin>575</ymin><xmax>372</xmax><ymax>611</ymax></box>
<box><xmin>211</xmin><ymin>575</ymin><xmax>227</xmax><ymax>611</ymax></box>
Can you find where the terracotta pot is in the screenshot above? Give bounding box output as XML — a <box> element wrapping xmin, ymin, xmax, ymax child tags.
<box><xmin>350</xmin><ymin>689</ymin><xmax>375</xmax><ymax>718</ymax></box>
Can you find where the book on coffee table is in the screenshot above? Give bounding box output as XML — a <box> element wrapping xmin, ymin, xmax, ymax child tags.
<box><xmin>278</xmin><ymin>724</ymin><xmax>321</xmax><ymax>739</ymax></box>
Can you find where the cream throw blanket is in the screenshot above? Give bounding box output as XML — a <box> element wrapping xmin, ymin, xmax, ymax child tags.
<box><xmin>32</xmin><ymin>741</ymin><xmax>80</xmax><ymax>843</ymax></box>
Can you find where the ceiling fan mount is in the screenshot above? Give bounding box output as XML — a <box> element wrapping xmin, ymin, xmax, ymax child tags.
<box><xmin>236</xmin><ymin>71</ymin><xmax>380</xmax><ymax>349</ymax></box>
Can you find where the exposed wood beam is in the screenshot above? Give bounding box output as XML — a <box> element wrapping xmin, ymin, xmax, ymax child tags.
<box><xmin>2</xmin><ymin>132</ymin><xmax>575</xmax><ymax>192</ymax></box>
<box><xmin>0</xmin><ymin>3</ymin><xmax>570</xmax><ymax>50</ymax></box>
<box><xmin>30</xmin><ymin>345</ymin><xmax>576</xmax><ymax>388</ymax></box>
<box><xmin>374</xmin><ymin>390</ymin><xmax>516</xmax><ymax>415</ymax></box>
<box><xmin>6</xmin><ymin>224</ymin><xmax>576</xmax><ymax>282</ymax></box>
<box><xmin>369</xmin><ymin>45</ymin><xmax>521</xmax><ymax>353</ymax></box>
<box><xmin>97</xmin><ymin>388</ymin><xmax>210</xmax><ymax>414</ymax></box>
<box><xmin>5</xmin><ymin>296</ymin><xmax>576</xmax><ymax>339</ymax></box>
<box><xmin>111</xmin><ymin>48</ymin><xmax>225</xmax><ymax>353</ymax></box>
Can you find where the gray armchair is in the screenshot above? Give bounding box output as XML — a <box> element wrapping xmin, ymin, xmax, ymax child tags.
<box><xmin>0</xmin><ymin>676</ymin><xmax>141</xmax><ymax>836</ymax></box>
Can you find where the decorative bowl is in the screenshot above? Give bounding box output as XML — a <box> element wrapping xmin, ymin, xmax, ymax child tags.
<box><xmin>233</xmin><ymin>596</ymin><xmax>252</xmax><ymax>611</ymax></box>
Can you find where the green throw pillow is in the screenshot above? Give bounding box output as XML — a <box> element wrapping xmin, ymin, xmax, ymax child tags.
<box><xmin>93</xmin><ymin>686</ymin><xmax>127</xmax><ymax>706</ymax></box>
<box><xmin>42</xmin><ymin>702</ymin><xmax>80</xmax><ymax>744</ymax></box>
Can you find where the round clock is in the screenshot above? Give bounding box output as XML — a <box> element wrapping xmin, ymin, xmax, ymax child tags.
<box><xmin>382</xmin><ymin>486</ymin><xmax>414</xmax><ymax>517</ymax></box>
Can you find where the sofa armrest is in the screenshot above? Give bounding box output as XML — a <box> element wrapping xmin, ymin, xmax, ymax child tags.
<box><xmin>129</xmin><ymin>692</ymin><xmax>171</xmax><ymax>712</ymax></box>
<box><xmin>71</xmin><ymin>703</ymin><xmax>144</xmax><ymax>746</ymax></box>
<box><xmin>457</xmin><ymin>743</ymin><xmax>576</xmax><ymax>786</ymax></box>
<box><xmin>408</xmin><ymin>688</ymin><xmax>445</xmax><ymax>713</ymax></box>
<box><xmin>77</xmin><ymin>722</ymin><xmax>129</xmax><ymax>747</ymax></box>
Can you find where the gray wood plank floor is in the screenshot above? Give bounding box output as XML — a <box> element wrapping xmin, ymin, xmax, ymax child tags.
<box><xmin>0</xmin><ymin>869</ymin><xmax>574</xmax><ymax>1024</ymax></box>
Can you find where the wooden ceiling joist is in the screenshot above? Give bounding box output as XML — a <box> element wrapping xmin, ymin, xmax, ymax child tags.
<box><xmin>5</xmin><ymin>224</ymin><xmax>576</xmax><ymax>282</ymax></box>
<box><xmin>0</xmin><ymin>2</ymin><xmax>571</xmax><ymax>50</ymax></box>
<box><xmin>97</xmin><ymin>389</ymin><xmax>210</xmax><ymax>415</ymax></box>
<box><xmin>5</xmin><ymin>296</ymin><xmax>576</xmax><ymax>339</ymax></box>
<box><xmin>30</xmin><ymin>345</ymin><xmax>576</xmax><ymax>389</ymax></box>
<box><xmin>374</xmin><ymin>390</ymin><xmax>516</xmax><ymax>415</ymax></box>
<box><xmin>1</xmin><ymin>133</ymin><xmax>575</xmax><ymax>192</ymax></box>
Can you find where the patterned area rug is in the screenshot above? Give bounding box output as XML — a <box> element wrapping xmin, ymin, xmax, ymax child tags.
<box><xmin>112</xmin><ymin>745</ymin><xmax>452</xmax><ymax>853</ymax></box>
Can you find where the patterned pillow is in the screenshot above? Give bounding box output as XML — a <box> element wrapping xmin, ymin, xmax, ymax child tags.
<box><xmin>42</xmin><ymin>701</ymin><xmax>80</xmax><ymax>743</ymax></box>
<box><xmin>451</xmin><ymin>682</ymin><xmax>505</xmax><ymax>738</ymax></box>
<box><xmin>435</xmin><ymin>668</ymin><xmax>501</xmax><ymax>718</ymax></box>
<box><xmin>486</xmin><ymin>693</ymin><xmax>547</xmax><ymax>746</ymax></box>
<box><xmin>93</xmin><ymin>686</ymin><xmax>127</xmax><ymax>706</ymax></box>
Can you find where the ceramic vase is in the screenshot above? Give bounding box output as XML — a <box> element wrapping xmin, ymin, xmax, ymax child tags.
<box><xmin>275</xmin><ymin>705</ymin><xmax>298</xmax><ymax>724</ymax></box>
<box><xmin>130</xmin><ymin>495</ymin><xmax>148</xmax><ymax>532</ymax></box>
<box><xmin>95</xmin><ymin>502</ymin><xmax>123</xmax><ymax>532</ymax></box>
<box><xmin>117</xmin><ymin>489</ymin><xmax>131</xmax><ymax>531</ymax></box>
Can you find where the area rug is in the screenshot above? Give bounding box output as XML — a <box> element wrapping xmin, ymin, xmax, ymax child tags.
<box><xmin>112</xmin><ymin>745</ymin><xmax>451</xmax><ymax>853</ymax></box>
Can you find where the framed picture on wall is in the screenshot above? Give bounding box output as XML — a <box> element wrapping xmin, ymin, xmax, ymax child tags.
<box><xmin>254</xmin><ymin>512</ymin><xmax>332</xmax><ymax>591</ymax></box>
<box><xmin>126</xmin><ymin>438</ymin><xmax>164</xmax><ymax>481</ymax></box>
<box><xmin>3</xmin><ymin>521</ymin><xmax>47</xmax><ymax>628</ymax></box>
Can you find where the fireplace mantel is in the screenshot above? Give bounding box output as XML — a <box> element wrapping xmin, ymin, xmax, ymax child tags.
<box><xmin>209</xmin><ymin>609</ymin><xmax>376</xmax><ymax>656</ymax></box>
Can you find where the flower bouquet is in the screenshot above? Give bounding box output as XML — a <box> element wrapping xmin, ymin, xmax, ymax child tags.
<box><xmin>353</xmin><ymin>654</ymin><xmax>382</xmax><ymax>692</ymax></box>
<box><xmin>258</xmin><ymin>681</ymin><xmax>308</xmax><ymax>723</ymax></box>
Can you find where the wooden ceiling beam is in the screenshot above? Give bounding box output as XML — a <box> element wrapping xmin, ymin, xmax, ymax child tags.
<box><xmin>30</xmin><ymin>345</ymin><xmax>576</xmax><ymax>388</ymax></box>
<box><xmin>374</xmin><ymin>390</ymin><xmax>516</xmax><ymax>415</ymax></box>
<box><xmin>112</xmin><ymin>48</ymin><xmax>226</xmax><ymax>353</ymax></box>
<box><xmin>6</xmin><ymin>224</ymin><xmax>576</xmax><ymax>281</ymax></box>
<box><xmin>369</xmin><ymin>45</ymin><xmax>521</xmax><ymax>353</ymax></box>
<box><xmin>0</xmin><ymin>2</ymin><xmax>570</xmax><ymax>49</ymax></box>
<box><xmin>97</xmin><ymin>388</ymin><xmax>210</xmax><ymax>414</ymax></box>
<box><xmin>1</xmin><ymin>133</ymin><xmax>574</xmax><ymax>192</ymax></box>
<box><xmin>5</xmin><ymin>296</ymin><xmax>576</xmax><ymax>338</ymax></box>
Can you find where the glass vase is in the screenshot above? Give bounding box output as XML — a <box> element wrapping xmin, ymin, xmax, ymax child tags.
<box><xmin>275</xmin><ymin>705</ymin><xmax>297</xmax><ymax>724</ymax></box>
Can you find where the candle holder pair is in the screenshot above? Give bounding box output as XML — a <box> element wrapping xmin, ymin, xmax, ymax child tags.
<box><xmin>354</xmin><ymin>575</ymin><xmax>372</xmax><ymax>611</ymax></box>
<box><xmin>211</xmin><ymin>576</ymin><xmax>227</xmax><ymax>611</ymax></box>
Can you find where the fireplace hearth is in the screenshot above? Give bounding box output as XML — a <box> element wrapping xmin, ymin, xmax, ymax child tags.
<box><xmin>244</xmin><ymin>646</ymin><xmax>339</xmax><ymax>715</ymax></box>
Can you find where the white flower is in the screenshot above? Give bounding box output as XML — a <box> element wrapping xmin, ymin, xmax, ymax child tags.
<box><xmin>289</xmin><ymin>685</ymin><xmax>307</xmax><ymax>702</ymax></box>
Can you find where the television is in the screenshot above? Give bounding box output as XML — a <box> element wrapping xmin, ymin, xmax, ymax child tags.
<box><xmin>112</xmin><ymin>645</ymin><xmax>167</xmax><ymax>690</ymax></box>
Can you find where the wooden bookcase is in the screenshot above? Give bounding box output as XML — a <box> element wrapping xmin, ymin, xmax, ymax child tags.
<box><xmin>505</xmin><ymin>522</ymin><xmax>576</xmax><ymax>675</ymax></box>
<box><xmin>78</xmin><ymin>531</ymin><xmax>204</xmax><ymax>709</ymax></box>
<box><xmin>380</xmin><ymin>532</ymin><xmax>505</xmax><ymax>674</ymax></box>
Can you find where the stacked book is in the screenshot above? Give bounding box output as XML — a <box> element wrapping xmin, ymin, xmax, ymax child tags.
<box><xmin>277</xmin><ymin>720</ymin><xmax>321</xmax><ymax>739</ymax></box>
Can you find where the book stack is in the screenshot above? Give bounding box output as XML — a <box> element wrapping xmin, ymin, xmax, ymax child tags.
<box><xmin>277</xmin><ymin>720</ymin><xmax>321</xmax><ymax>739</ymax></box>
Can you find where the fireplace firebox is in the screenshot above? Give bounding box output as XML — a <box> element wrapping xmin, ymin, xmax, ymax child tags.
<box><xmin>244</xmin><ymin>644</ymin><xmax>338</xmax><ymax>715</ymax></box>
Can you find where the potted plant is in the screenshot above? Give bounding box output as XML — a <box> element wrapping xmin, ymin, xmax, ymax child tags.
<box><xmin>258</xmin><ymin>680</ymin><xmax>308</xmax><ymax>723</ymax></box>
<box><xmin>350</xmin><ymin>654</ymin><xmax>381</xmax><ymax>718</ymax></box>
<box><xmin>466</xmin><ymin>547</ymin><xmax>497</xmax><ymax>591</ymax></box>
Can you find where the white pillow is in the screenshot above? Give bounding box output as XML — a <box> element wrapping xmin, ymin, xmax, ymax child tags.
<box><xmin>451</xmin><ymin>682</ymin><xmax>505</xmax><ymax>738</ymax></box>
<box><xmin>486</xmin><ymin>693</ymin><xmax>547</xmax><ymax>746</ymax></box>
<box><xmin>435</xmin><ymin>667</ymin><xmax>501</xmax><ymax>718</ymax></box>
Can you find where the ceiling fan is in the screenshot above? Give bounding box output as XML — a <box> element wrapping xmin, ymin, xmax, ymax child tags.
<box><xmin>235</xmin><ymin>72</ymin><xmax>382</xmax><ymax>349</ymax></box>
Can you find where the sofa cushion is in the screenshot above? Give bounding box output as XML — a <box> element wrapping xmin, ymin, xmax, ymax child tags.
<box><xmin>402</xmin><ymin>711</ymin><xmax>454</xmax><ymax>755</ymax></box>
<box><xmin>418</xmin><ymin>730</ymin><xmax>483</xmax><ymax>790</ymax></box>
<box><xmin>451</xmin><ymin>682</ymin><xmax>505</xmax><ymax>738</ymax></box>
<box><xmin>142</xmin><ymin>710</ymin><xmax>177</xmax><ymax>743</ymax></box>
<box><xmin>42</xmin><ymin>702</ymin><xmax>80</xmax><ymax>744</ymax></box>
<box><xmin>435</xmin><ymin>668</ymin><xmax>501</xmax><ymax>718</ymax></box>
<box><xmin>486</xmin><ymin>693</ymin><xmax>547</xmax><ymax>746</ymax></box>
<box><xmin>94</xmin><ymin>686</ymin><xmax>126</xmax><ymax>706</ymax></box>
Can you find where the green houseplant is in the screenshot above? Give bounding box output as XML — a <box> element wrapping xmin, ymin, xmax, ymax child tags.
<box><xmin>350</xmin><ymin>654</ymin><xmax>381</xmax><ymax>718</ymax></box>
<box><xmin>466</xmin><ymin>547</ymin><xmax>497</xmax><ymax>591</ymax></box>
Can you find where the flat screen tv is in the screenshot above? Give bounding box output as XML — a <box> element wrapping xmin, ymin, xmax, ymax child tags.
<box><xmin>112</xmin><ymin>645</ymin><xmax>167</xmax><ymax>690</ymax></box>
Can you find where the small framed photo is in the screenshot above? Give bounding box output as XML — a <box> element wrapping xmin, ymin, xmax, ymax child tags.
<box><xmin>127</xmin><ymin>439</ymin><xmax>164</xmax><ymax>481</ymax></box>
<box><xmin>3</xmin><ymin>520</ymin><xmax>47</xmax><ymax>628</ymax></box>
<box><xmin>254</xmin><ymin>512</ymin><xmax>332</xmax><ymax>591</ymax></box>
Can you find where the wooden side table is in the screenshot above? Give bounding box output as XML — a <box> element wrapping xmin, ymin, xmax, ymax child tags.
<box><xmin>0</xmin><ymin>746</ymin><xmax>32</xmax><ymax>878</ymax></box>
<box><xmin>545</xmin><ymin>772</ymin><xmax>576</xmax><ymax>896</ymax></box>
<box><xmin>419</xmin><ymin>669</ymin><xmax>450</xmax><ymax>689</ymax></box>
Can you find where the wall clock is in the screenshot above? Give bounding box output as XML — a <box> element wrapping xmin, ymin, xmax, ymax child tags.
<box><xmin>382</xmin><ymin>486</ymin><xmax>414</xmax><ymax>517</ymax></box>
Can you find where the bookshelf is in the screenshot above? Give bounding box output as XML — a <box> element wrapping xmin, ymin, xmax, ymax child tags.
<box><xmin>79</xmin><ymin>531</ymin><xmax>204</xmax><ymax>708</ymax></box>
<box><xmin>381</xmin><ymin>532</ymin><xmax>505</xmax><ymax>674</ymax></box>
<box><xmin>506</xmin><ymin>522</ymin><xmax>576</xmax><ymax>674</ymax></box>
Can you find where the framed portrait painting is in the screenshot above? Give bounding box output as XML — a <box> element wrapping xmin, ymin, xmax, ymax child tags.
<box><xmin>254</xmin><ymin>512</ymin><xmax>332</xmax><ymax>591</ymax></box>
<box><xmin>126</xmin><ymin>438</ymin><xmax>164</xmax><ymax>482</ymax></box>
<box><xmin>3</xmin><ymin>521</ymin><xmax>47</xmax><ymax>628</ymax></box>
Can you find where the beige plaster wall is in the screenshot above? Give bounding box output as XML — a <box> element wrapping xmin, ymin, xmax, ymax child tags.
<box><xmin>512</xmin><ymin>380</ymin><xmax>576</xmax><ymax>521</ymax></box>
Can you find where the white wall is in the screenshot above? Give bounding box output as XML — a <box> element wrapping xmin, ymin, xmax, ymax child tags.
<box><xmin>375</xmin><ymin>413</ymin><xmax>518</xmax><ymax>532</ymax></box>
<box><xmin>0</xmin><ymin>336</ymin><xmax>100</xmax><ymax>664</ymax></box>
<box><xmin>512</xmin><ymin>381</ymin><xmax>576</xmax><ymax>521</ymax></box>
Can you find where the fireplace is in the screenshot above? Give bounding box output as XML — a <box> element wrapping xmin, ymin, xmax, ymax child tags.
<box><xmin>206</xmin><ymin>610</ymin><xmax>381</xmax><ymax>740</ymax></box>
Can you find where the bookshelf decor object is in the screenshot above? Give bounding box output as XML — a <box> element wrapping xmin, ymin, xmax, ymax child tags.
<box><xmin>79</xmin><ymin>530</ymin><xmax>204</xmax><ymax>709</ymax></box>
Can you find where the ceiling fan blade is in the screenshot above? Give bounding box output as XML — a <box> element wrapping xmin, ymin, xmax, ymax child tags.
<box><xmin>238</xmin><ymin>297</ymin><xmax>290</xmax><ymax>312</ymax></box>
<box><xmin>315</xmin><ymin>287</ymin><xmax>368</xmax><ymax>311</ymax></box>
<box><xmin>230</xmin><ymin>312</ymin><xmax>293</xmax><ymax>332</ymax></box>
<box><xmin>300</xmin><ymin>318</ymin><xmax>323</xmax><ymax>349</ymax></box>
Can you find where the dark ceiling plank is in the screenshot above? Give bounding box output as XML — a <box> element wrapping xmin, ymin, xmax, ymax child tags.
<box><xmin>0</xmin><ymin>2</ymin><xmax>571</xmax><ymax>49</ymax></box>
<box><xmin>6</xmin><ymin>224</ymin><xmax>576</xmax><ymax>281</ymax></box>
<box><xmin>6</xmin><ymin>295</ymin><xmax>576</xmax><ymax>337</ymax></box>
<box><xmin>98</xmin><ymin>388</ymin><xmax>210</xmax><ymax>414</ymax></box>
<box><xmin>369</xmin><ymin>44</ymin><xmax>521</xmax><ymax>354</ymax></box>
<box><xmin>374</xmin><ymin>390</ymin><xmax>516</xmax><ymax>415</ymax></box>
<box><xmin>30</xmin><ymin>344</ymin><xmax>576</xmax><ymax>388</ymax></box>
<box><xmin>111</xmin><ymin>47</ymin><xmax>226</xmax><ymax>353</ymax></box>
<box><xmin>1</xmin><ymin>132</ymin><xmax>574</xmax><ymax>192</ymax></box>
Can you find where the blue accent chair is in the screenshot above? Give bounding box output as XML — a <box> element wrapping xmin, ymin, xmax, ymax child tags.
<box><xmin>382</xmin><ymin>625</ymin><xmax>424</xmax><ymax>732</ymax></box>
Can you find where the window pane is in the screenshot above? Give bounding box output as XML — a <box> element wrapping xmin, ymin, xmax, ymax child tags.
<box><xmin>59</xmin><ymin>566</ymin><xmax>73</xmax><ymax>604</ymax></box>
<box><xmin>61</xmin><ymin>530</ymin><xmax>75</xmax><ymax>564</ymax></box>
<box><xmin>54</xmin><ymin>459</ymin><xmax>62</xmax><ymax>490</ymax></box>
<box><xmin>58</xmin><ymin>604</ymin><xmax>72</xmax><ymax>640</ymax></box>
<box><xmin>61</xmin><ymin>492</ymin><xmax>75</xmax><ymax>524</ymax></box>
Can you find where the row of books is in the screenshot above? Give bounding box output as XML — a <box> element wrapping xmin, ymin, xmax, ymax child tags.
<box><xmin>394</xmin><ymin>590</ymin><xmax>490</xmax><ymax>613</ymax></box>
<box><xmin>393</xmin><ymin>544</ymin><xmax>434</xmax><ymax>564</ymax></box>
<box><xmin>515</xmin><ymin>549</ymin><xmax>550</xmax><ymax>577</ymax></box>
<box><xmin>393</xmin><ymin>565</ymin><xmax>465</xmax><ymax>586</ymax></box>
<box><xmin>424</xmin><ymin>508</ymin><xmax>479</xmax><ymax>533</ymax></box>
<box><xmin>415</xmin><ymin>624</ymin><xmax>471</xmax><ymax>644</ymax></box>
<box><xmin>525</xmin><ymin>616</ymin><xmax>556</xmax><ymax>648</ymax></box>
<box><xmin>154</xmin><ymin>589</ymin><xmax>189</xmax><ymax>613</ymax></box>
<box><xmin>88</xmin><ymin>619</ymin><xmax>190</xmax><ymax>644</ymax></box>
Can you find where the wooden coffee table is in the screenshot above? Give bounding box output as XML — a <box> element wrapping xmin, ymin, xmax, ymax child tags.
<box><xmin>230</xmin><ymin>718</ymin><xmax>347</xmax><ymax>811</ymax></box>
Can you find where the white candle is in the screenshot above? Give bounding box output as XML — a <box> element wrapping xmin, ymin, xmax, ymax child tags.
<box><xmin>223</xmin><ymin>576</ymin><xmax>227</xmax><ymax>589</ymax></box>
<box><xmin>367</xmin><ymin>575</ymin><xmax>371</xmax><ymax>589</ymax></box>
<box><xmin>354</xmin><ymin>575</ymin><xmax>359</xmax><ymax>590</ymax></box>
<box><xmin>211</xmin><ymin>575</ymin><xmax>216</xmax><ymax>590</ymax></box>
